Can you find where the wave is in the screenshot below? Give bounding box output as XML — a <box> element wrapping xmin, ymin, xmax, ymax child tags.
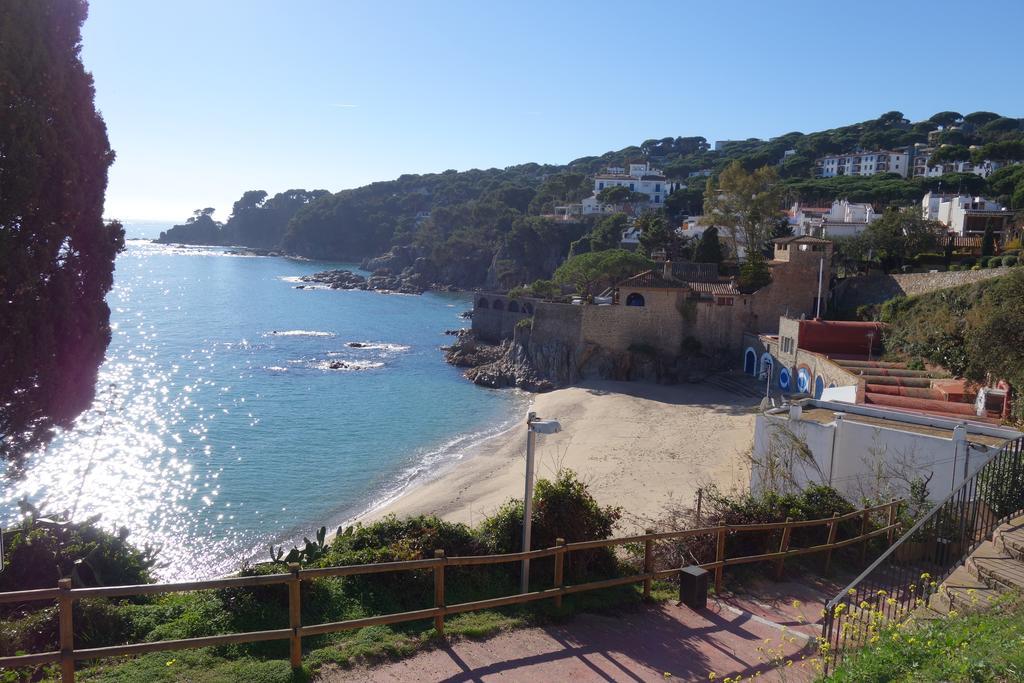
<box><xmin>311</xmin><ymin>359</ymin><xmax>385</xmax><ymax>372</ymax></box>
<box><xmin>346</xmin><ymin>392</ymin><xmax>531</xmax><ymax>524</ymax></box>
<box><xmin>265</xmin><ymin>330</ymin><xmax>335</xmax><ymax>338</ymax></box>
<box><xmin>342</xmin><ymin>342</ymin><xmax>412</xmax><ymax>353</ymax></box>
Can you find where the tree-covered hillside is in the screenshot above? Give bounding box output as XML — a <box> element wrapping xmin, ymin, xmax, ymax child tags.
<box><xmin>159</xmin><ymin>110</ymin><xmax>1024</xmax><ymax>289</ymax></box>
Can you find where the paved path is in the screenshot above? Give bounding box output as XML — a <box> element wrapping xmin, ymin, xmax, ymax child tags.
<box><xmin>318</xmin><ymin>583</ymin><xmax>831</xmax><ymax>683</ymax></box>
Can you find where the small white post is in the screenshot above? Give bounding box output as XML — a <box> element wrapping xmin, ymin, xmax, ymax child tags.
<box><xmin>521</xmin><ymin>413</ymin><xmax>538</xmax><ymax>593</ymax></box>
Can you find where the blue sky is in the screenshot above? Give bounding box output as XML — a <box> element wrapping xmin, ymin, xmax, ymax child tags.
<box><xmin>83</xmin><ymin>0</ymin><xmax>1024</xmax><ymax>222</ymax></box>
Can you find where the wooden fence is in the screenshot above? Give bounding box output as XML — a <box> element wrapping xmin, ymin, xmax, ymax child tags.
<box><xmin>0</xmin><ymin>500</ymin><xmax>901</xmax><ymax>681</ymax></box>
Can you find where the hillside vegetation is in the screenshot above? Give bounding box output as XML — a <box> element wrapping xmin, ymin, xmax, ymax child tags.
<box><xmin>880</xmin><ymin>268</ymin><xmax>1024</xmax><ymax>420</ymax></box>
<box><xmin>157</xmin><ymin>111</ymin><xmax>1024</xmax><ymax>289</ymax></box>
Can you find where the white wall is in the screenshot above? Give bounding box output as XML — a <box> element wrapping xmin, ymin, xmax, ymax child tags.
<box><xmin>752</xmin><ymin>411</ymin><xmax>1005</xmax><ymax>502</ymax></box>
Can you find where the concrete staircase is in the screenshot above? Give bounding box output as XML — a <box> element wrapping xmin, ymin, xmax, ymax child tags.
<box><xmin>925</xmin><ymin>515</ymin><xmax>1024</xmax><ymax>618</ymax></box>
<box><xmin>705</xmin><ymin>372</ymin><xmax>767</xmax><ymax>400</ymax></box>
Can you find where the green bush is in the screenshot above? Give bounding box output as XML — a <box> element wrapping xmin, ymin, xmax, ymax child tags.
<box><xmin>961</xmin><ymin>257</ymin><xmax>977</xmax><ymax>267</ymax></box>
<box><xmin>515</xmin><ymin>317</ymin><xmax>533</xmax><ymax>329</ymax></box>
<box><xmin>679</xmin><ymin>485</ymin><xmax>858</xmax><ymax>567</ymax></box>
<box><xmin>0</xmin><ymin>503</ymin><xmax>156</xmax><ymax>593</ymax></box>
<box><xmin>972</xmin><ymin>264</ymin><xmax>982</xmax><ymax>270</ymax></box>
<box><xmin>913</xmin><ymin>252</ymin><xmax>945</xmax><ymax>266</ymax></box>
<box><xmin>980</xmin><ymin>255</ymin><xmax>992</xmax><ymax>267</ymax></box>
<box><xmin>988</xmin><ymin>256</ymin><xmax>1003</xmax><ymax>268</ymax></box>
<box><xmin>1004</xmin><ymin>255</ymin><xmax>1019</xmax><ymax>267</ymax></box>
<box><xmin>479</xmin><ymin>470</ymin><xmax>621</xmax><ymax>581</ymax></box>
<box><xmin>948</xmin><ymin>264</ymin><xmax>961</xmax><ymax>271</ymax></box>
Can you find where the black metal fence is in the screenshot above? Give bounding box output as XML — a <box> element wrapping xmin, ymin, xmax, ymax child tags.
<box><xmin>821</xmin><ymin>435</ymin><xmax>1024</xmax><ymax>671</ymax></box>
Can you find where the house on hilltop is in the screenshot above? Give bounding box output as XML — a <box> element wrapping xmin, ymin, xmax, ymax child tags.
<box><xmin>581</xmin><ymin>161</ymin><xmax>676</xmax><ymax>216</ymax></box>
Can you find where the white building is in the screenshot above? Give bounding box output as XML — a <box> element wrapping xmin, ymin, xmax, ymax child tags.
<box><xmin>921</xmin><ymin>192</ymin><xmax>1010</xmax><ymax>236</ymax></box>
<box><xmin>676</xmin><ymin>216</ymin><xmax>711</xmax><ymax>239</ymax></box>
<box><xmin>911</xmin><ymin>145</ymin><xmax>1019</xmax><ymax>179</ymax></box>
<box><xmin>789</xmin><ymin>200</ymin><xmax>878</xmax><ymax>237</ymax></box>
<box><xmin>583</xmin><ymin>161</ymin><xmax>671</xmax><ymax>215</ymax></box>
<box><xmin>752</xmin><ymin>399</ymin><xmax>1022</xmax><ymax>502</ymax></box>
<box><xmin>814</xmin><ymin>150</ymin><xmax>911</xmax><ymax>178</ymax></box>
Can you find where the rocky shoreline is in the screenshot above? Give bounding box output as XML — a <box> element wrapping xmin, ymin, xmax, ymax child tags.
<box><xmin>442</xmin><ymin>328</ymin><xmax>727</xmax><ymax>394</ymax></box>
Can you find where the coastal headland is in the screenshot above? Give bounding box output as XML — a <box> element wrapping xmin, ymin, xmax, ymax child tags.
<box><xmin>359</xmin><ymin>379</ymin><xmax>757</xmax><ymax>531</ymax></box>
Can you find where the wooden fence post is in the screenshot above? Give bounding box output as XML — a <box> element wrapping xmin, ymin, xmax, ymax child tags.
<box><xmin>824</xmin><ymin>512</ymin><xmax>840</xmax><ymax>575</ymax></box>
<box><xmin>553</xmin><ymin>538</ymin><xmax>566</xmax><ymax>608</ymax></box>
<box><xmin>288</xmin><ymin>562</ymin><xmax>302</xmax><ymax>669</ymax></box>
<box><xmin>886</xmin><ymin>498</ymin><xmax>898</xmax><ymax>546</ymax></box>
<box><xmin>714</xmin><ymin>523</ymin><xmax>726</xmax><ymax>594</ymax></box>
<box><xmin>859</xmin><ymin>507</ymin><xmax>871</xmax><ymax>565</ymax></box>
<box><xmin>774</xmin><ymin>518</ymin><xmax>793</xmax><ymax>581</ymax></box>
<box><xmin>643</xmin><ymin>529</ymin><xmax>654</xmax><ymax>599</ymax></box>
<box><xmin>433</xmin><ymin>550</ymin><xmax>446</xmax><ymax>636</ymax></box>
<box><xmin>58</xmin><ymin>577</ymin><xmax>74</xmax><ymax>683</ymax></box>
<box><xmin>695</xmin><ymin>488</ymin><xmax>703</xmax><ymax>524</ymax></box>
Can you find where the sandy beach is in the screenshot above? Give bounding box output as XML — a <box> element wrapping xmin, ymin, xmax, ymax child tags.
<box><xmin>359</xmin><ymin>380</ymin><xmax>758</xmax><ymax>532</ymax></box>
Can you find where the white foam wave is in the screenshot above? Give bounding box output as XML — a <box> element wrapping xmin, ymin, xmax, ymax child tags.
<box><xmin>312</xmin><ymin>360</ymin><xmax>385</xmax><ymax>372</ymax></box>
<box><xmin>344</xmin><ymin>342</ymin><xmax>412</xmax><ymax>353</ymax></box>
<box><xmin>265</xmin><ymin>330</ymin><xmax>335</xmax><ymax>338</ymax></box>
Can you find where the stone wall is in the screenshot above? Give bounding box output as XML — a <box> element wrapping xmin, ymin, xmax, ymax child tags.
<box><xmin>833</xmin><ymin>267</ymin><xmax>1012</xmax><ymax>311</ymax></box>
<box><xmin>472</xmin><ymin>294</ymin><xmax>534</xmax><ymax>343</ymax></box>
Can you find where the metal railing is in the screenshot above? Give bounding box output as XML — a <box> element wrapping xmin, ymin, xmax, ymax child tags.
<box><xmin>821</xmin><ymin>436</ymin><xmax>1024</xmax><ymax>671</ymax></box>
<box><xmin>0</xmin><ymin>501</ymin><xmax>901</xmax><ymax>681</ymax></box>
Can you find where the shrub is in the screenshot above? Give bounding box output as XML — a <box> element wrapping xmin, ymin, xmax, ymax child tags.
<box><xmin>478</xmin><ymin>470</ymin><xmax>621</xmax><ymax>580</ymax></box>
<box><xmin>1004</xmin><ymin>255</ymin><xmax>1019</xmax><ymax>267</ymax></box>
<box><xmin>961</xmin><ymin>257</ymin><xmax>977</xmax><ymax>267</ymax></box>
<box><xmin>980</xmin><ymin>255</ymin><xmax>992</xmax><ymax>267</ymax></box>
<box><xmin>948</xmin><ymin>264</ymin><xmax>960</xmax><ymax>271</ymax></box>
<box><xmin>657</xmin><ymin>485</ymin><xmax>858</xmax><ymax>573</ymax></box>
<box><xmin>0</xmin><ymin>503</ymin><xmax>156</xmax><ymax>594</ymax></box>
<box><xmin>972</xmin><ymin>264</ymin><xmax>982</xmax><ymax>270</ymax></box>
<box><xmin>913</xmin><ymin>252</ymin><xmax>945</xmax><ymax>266</ymax></box>
<box><xmin>988</xmin><ymin>256</ymin><xmax>1003</xmax><ymax>268</ymax></box>
<box><xmin>515</xmin><ymin>317</ymin><xmax>533</xmax><ymax>329</ymax></box>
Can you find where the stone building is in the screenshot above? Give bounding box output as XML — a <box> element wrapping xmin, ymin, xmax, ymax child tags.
<box><xmin>471</xmin><ymin>236</ymin><xmax>835</xmax><ymax>376</ymax></box>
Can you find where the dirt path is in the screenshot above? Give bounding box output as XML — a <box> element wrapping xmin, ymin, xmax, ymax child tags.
<box><xmin>317</xmin><ymin>580</ymin><xmax>834</xmax><ymax>683</ymax></box>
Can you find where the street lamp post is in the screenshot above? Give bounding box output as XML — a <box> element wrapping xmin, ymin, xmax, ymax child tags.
<box><xmin>521</xmin><ymin>412</ymin><xmax>560</xmax><ymax>593</ymax></box>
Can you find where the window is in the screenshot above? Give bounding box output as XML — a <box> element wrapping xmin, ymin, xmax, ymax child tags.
<box><xmin>629</xmin><ymin>183</ymin><xmax>635</xmax><ymax>191</ymax></box>
<box><xmin>654</xmin><ymin>196</ymin><xmax>660</xmax><ymax>203</ymax></box>
<box><xmin>655</xmin><ymin>184</ymin><xmax>661</xmax><ymax>192</ymax></box>
<box><xmin>598</xmin><ymin>182</ymin><xmax>604</xmax><ymax>190</ymax></box>
<box><xmin>716</xmin><ymin>297</ymin><xmax>734</xmax><ymax>306</ymax></box>
<box><xmin>625</xmin><ymin>292</ymin><xmax>645</xmax><ymax>307</ymax></box>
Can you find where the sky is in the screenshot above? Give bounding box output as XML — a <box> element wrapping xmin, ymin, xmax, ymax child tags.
<box><xmin>82</xmin><ymin>0</ymin><xmax>1024</xmax><ymax>222</ymax></box>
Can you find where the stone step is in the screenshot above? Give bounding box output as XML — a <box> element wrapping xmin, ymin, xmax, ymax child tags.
<box><xmin>992</xmin><ymin>516</ymin><xmax>1024</xmax><ymax>561</ymax></box>
<box><xmin>930</xmin><ymin>565</ymin><xmax>999</xmax><ymax>615</ymax></box>
<box><xmin>967</xmin><ymin>539</ymin><xmax>1024</xmax><ymax>594</ymax></box>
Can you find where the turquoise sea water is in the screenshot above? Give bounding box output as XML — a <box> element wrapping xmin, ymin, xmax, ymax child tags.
<box><xmin>0</xmin><ymin>237</ymin><xmax>524</xmax><ymax>579</ymax></box>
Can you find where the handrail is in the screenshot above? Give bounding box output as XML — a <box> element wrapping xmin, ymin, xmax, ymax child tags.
<box><xmin>820</xmin><ymin>435</ymin><xmax>1024</xmax><ymax>671</ymax></box>
<box><xmin>0</xmin><ymin>500</ymin><xmax>901</xmax><ymax>680</ymax></box>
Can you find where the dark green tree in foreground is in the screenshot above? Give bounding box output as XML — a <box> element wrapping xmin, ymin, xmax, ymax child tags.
<box><xmin>0</xmin><ymin>0</ymin><xmax>124</xmax><ymax>463</ymax></box>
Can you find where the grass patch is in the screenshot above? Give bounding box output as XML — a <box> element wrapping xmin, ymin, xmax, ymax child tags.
<box><xmin>826</xmin><ymin>595</ymin><xmax>1024</xmax><ymax>682</ymax></box>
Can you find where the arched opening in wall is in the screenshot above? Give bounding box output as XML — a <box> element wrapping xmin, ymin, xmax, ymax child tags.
<box><xmin>814</xmin><ymin>375</ymin><xmax>825</xmax><ymax>399</ymax></box>
<box><xmin>477</xmin><ymin>298</ymin><xmax>489</xmax><ymax>309</ymax></box>
<box><xmin>492</xmin><ymin>299</ymin><xmax>505</xmax><ymax>311</ymax></box>
<box><xmin>626</xmin><ymin>293</ymin><xmax>645</xmax><ymax>307</ymax></box>
<box><xmin>779</xmin><ymin>367</ymin><xmax>792</xmax><ymax>391</ymax></box>
<box><xmin>744</xmin><ymin>348</ymin><xmax>757</xmax><ymax>375</ymax></box>
<box><xmin>524</xmin><ymin>303</ymin><xmax>534</xmax><ymax>314</ymax></box>
<box><xmin>796</xmin><ymin>366</ymin><xmax>812</xmax><ymax>394</ymax></box>
<box><xmin>508</xmin><ymin>301</ymin><xmax>520</xmax><ymax>313</ymax></box>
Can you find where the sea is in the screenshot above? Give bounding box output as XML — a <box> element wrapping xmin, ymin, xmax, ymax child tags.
<box><xmin>0</xmin><ymin>223</ymin><xmax>526</xmax><ymax>580</ymax></box>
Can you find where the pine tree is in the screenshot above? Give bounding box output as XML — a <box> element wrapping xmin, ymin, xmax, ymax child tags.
<box><xmin>0</xmin><ymin>0</ymin><xmax>124</xmax><ymax>462</ymax></box>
